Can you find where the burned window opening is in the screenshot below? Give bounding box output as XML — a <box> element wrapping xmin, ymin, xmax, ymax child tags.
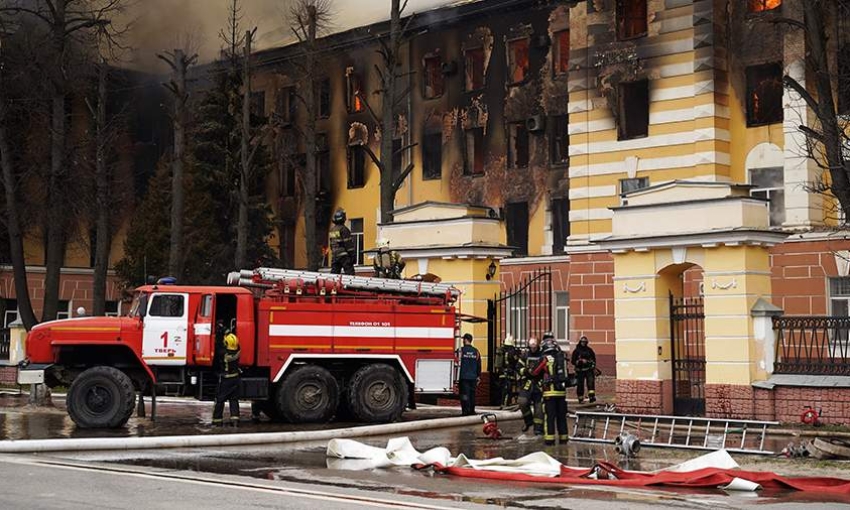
<box><xmin>550</xmin><ymin>115</ymin><xmax>569</xmax><ymax>166</ymax></box>
<box><xmin>346</xmin><ymin>68</ymin><xmax>364</xmax><ymax>113</ymax></box>
<box><xmin>551</xmin><ymin>198</ymin><xmax>570</xmax><ymax>254</ymax></box>
<box><xmin>276</xmin><ymin>86</ymin><xmax>297</xmax><ymax>124</ymax></box>
<box><xmin>314</xmin><ymin>78</ymin><xmax>330</xmax><ymax>119</ymax></box>
<box><xmin>422</xmin><ymin>131</ymin><xmax>442</xmax><ymax>180</ymax></box>
<box><xmin>465</xmin><ymin>47</ymin><xmax>486</xmax><ymax>91</ymax></box>
<box><xmin>746</xmin><ymin>63</ymin><xmax>783</xmax><ymax>127</ymax></box>
<box><xmin>464</xmin><ymin>127</ymin><xmax>485</xmax><ymax>176</ymax></box>
<box><xmin>616</xmin><ymin>0</ymin><xmax>647</xmax><ymax>41</ymax></box>
<box><xmin>749</xmin><ymin>167</ymin><xmax>785</xmax><ymax>226</ymax></box>
<box><xmin>553</xmin><ymin>30</ymin><xmax>570</xmax><ymax>76</ymax></box>
<box><xmin>507</xmin><ymin>38</ymin><xmax>530</xmax><ymax>86</ymax></box>
<box><xmin>747</xmin><ymin>0</ymin><xmax>782</xmax><ymax>13</ymax></box>
<box><xmin>506</xmin><ymin>202</ymin><xmax>529</xmax><ymax>257</ymax></box>
<box><xmin>347</xmin><ymin>145</ymin><xmax>366</xmax><ymax>189</ymax></box>
<box><xmin>423</xmin><ymin>54</ymin><xmax>445</xmax><ymax>99</ymax></box>
<box><xmin>250</xmin><ymin>91</ymin><xmax>266</xmax><ymax>119</ymax></box>
<box><xmin>509</xmin><ymin>122</ymin><xmax>529</xmax><ymax>169</ymax></box>
<box><xmin>618</xmin><ymin>80</ymin><xmax>649</xmax><ymax>140</ymax></box>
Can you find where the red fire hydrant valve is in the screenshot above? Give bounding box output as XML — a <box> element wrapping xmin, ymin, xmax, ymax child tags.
<box><xmin>481</xmin><ymin>413</ymin><xmax>502</xmax><ymax>440</ymax></box>
<box><xmin>801</xmin><ymin>406</ymin><xmax>821</xmax><ymax>426</ymax></box>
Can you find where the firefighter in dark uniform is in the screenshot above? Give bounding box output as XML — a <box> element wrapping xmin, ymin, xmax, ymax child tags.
<box><xmin>571</xmin><ymin>335</ymin><xmax>597</xmax><ymax>403</ymax></box>
<box><xmin>212</xmin><ymin>323</ymin><xmax>241</xmax><ymax>426</ymax></box>
<box><xmin>532</xmin><ymin>333</ymin><xmax>569</xmax><ymax>445</ymax></box>
<box><xmin>329</xmin><ymin>209</ymin><xmax>355</xmax><ymax>275</ymax></box>
<box><xmin>494</xmin><ymin>334</ymin><xmax>519</xmax><ymax>408</ymax></box>
<box><xmin>457</xmin><ymin>333</ymin><xmax>481</xmax><ymax>416</ymax></box>
<box><xmin>373</xmin><ymin>238</ymin><xmax>405</xmax><ymax>279</ymax></box>
<box><xmin>517</xmin><ymin>337</ymin><xmax>544</xmax><ymax>435</ymax></box>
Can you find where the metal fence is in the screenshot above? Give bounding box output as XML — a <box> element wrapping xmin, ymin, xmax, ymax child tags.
<box><xmin>773</xmin><ymin>316</ymin><xmax>850</xmax><ymax>375</ymax></box>
<box><xmin>0</xmin><ymin>328</ymin><xmax>9</xmax><ymax>360</ymax></box>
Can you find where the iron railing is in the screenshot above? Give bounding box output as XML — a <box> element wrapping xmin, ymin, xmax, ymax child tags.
<box><xmin>0</xmin><ymin>328</ymin><xmax>9</xmax><ymax>360</ymax></box>
<box><xmin>773</xmin><ymin>316</ymin><xmax>850</xmax><ymax>375</ymax></box>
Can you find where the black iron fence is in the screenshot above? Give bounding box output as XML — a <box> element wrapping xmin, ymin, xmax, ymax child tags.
<box><xmin>773</xmin><ymin>316</ymin><xmax>850</xmax><ymax>375</ymax></box>
<box><xmin>0</xmin><ymin>328</ymin><xmax>9</xmax><ymax>360</ymax></box>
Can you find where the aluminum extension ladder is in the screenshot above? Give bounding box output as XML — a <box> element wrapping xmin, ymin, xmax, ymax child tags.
<box><xmin>570</xmin><ymin>411</ymin><xmax>779</xmax><ymax>455</ymax></box>
<box><xmin>228</xmin><ymin>267</ymin><xmax>461</xmax><ymax>299</ymax></box>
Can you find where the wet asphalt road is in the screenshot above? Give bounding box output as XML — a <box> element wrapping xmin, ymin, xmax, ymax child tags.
<box><xmin>3</xmin><ymin>393</ymin><xmax>850</xmax><ymax>508</ymax></box>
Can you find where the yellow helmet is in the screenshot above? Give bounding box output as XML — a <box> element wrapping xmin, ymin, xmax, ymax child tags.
<box><xmin>224</xmin><ymin>332</ymin><xmax>239</xmax><ymax>350</ymax></box>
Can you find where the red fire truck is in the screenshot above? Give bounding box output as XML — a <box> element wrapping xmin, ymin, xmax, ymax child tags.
<box><xmin>17</xmin><ymin>268</ymin><xmax>462</xmax><ymax>428</ymax></box>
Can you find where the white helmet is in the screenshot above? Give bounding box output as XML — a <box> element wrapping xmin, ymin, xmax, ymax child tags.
<box><xmin>377</xmin><ymin>238</ymin><xmax>390</xmax><ymax>249</ymax></box>
<box><xmin>503</xmin><ymin>334</ymin><xmax>514</xmax><ymax>347</ymax></box>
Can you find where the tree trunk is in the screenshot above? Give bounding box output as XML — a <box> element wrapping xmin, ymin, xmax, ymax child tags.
<box><xmin>379</xmin><ymin>0</ymin><xmax>402</xmax><ymax>224</ymax></box>
<box><xmin>236</xmin><ymin>31</ymin><xmax>252</xmax><ymax>270</ymax></box>
<box><xmin>303</xmin><ymin>5</ymin><xmax>319</xmax><ymax>271</ymax></box>
<box><xmin>92</xmin><ymin>63</ymin><xmax>110</xmax><ymax>316</ymax></box>
<box><xmin>0</xmin><ymin>78</ymin><xmax>37</xmax><ymax>330</ymax></box>
<box><xmin>168</xmin><ymin>49</ymin><xmax>187</xmax><ymax>278</ymax></box>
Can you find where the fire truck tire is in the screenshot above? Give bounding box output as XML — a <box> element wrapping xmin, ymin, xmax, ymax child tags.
<box><xmin>348</xmin><ymin>364</ymin><xmax>407</xmax><ymax>423</ymax></box>
<box><xmin>67</xmin><ymin>366</ymin><xmax>136</xmax><ymax>429</ymax></box>
<box><xmin>277</xmin><ymin>365</ymin><xmax>339</xmax><ymax>423</ymax></box>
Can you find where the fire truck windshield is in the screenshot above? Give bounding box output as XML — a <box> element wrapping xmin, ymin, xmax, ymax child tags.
<box><xmin>128</xmin><ymin>292</ymin><xmax>149</xmax><ymax>318</ymax></box>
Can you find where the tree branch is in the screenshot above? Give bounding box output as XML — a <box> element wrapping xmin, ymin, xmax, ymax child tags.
<box><xmin>784</xmin><ymin>75</ymin><xmax>820</xmax><ymax>115</ymax></box>
<box><xmin>392</xmin><ymin>162</ymin><xmax>414</xmax><ymax>191</ymax></box>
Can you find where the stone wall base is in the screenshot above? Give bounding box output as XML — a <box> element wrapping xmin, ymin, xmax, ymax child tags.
<box><xmin>0</xmin><ymin>366</ymin><xmax>16</xmax><ymax>385</ymax></box>
<box><xmin>616</xmin><ymin>379</ymin><xmax>673</xmax><ymax>415</ymax></box>
<box><xmin>706</xmin><ymin>383</ymin><xmax>850</xmax><ymax>425</ymax></box>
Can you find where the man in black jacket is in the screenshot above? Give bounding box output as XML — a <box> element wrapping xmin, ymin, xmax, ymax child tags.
<box><xmin>571</xmin><ymin>335</ymin><xmax>597</xmax><ymax>403</ymax></box>
<box><xmin>457</xmin><ymin>333</ymin><xmax>481</xmax><ymax>416</ymax></box>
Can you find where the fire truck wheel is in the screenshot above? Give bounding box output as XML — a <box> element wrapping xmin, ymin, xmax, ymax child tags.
<box><xmin>67</xmin><ymin>366</ymin><xmax>136</xmax><ymax>428</ymax></box>
<box><xmin>348</xmin><ymin>364</ymin><xmax>407</xmax><ymax>423</ymax></box>
<box><xmin>277</xmin><ymin>365</ymin><xmax>339</xmax><ymax>423</ymax></box>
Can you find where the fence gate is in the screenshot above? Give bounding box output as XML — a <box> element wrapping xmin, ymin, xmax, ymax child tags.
<box><xmin>487</xmin><ymin>268</ymin><xmax>552</xmax><ymax>405</ymax></box>
<box><xmin>669</xmin><ymin>293</ymin><xmax>706</xmax><ymax>416</ymax></box>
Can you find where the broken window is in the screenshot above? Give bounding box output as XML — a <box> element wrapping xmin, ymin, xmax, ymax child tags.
<box><xmin>464</xmin><ymin>47</ymin><xmax>485</xmax><ymax>91</ymax></box>
<box><xmin>550</xmin><ymin>115</ymin><xmax>569</xmax><ymax>166</ymax></box>
<box><xmin>747</xmin><ymin>0</ymin><xmax>781</xmax><ymax>13</ymax></box>
<box><xmin>346</xmin><ymin>68</ymin><xmax>364</xmax><ymax>113</ymax></box>
<box><xmin>617</xmin><ymin>0</ymin><xmax>647</xmax><ymax>40</ymax></box>
<box><xmin>423</xmin><ymin>54</ymin><xmax>444</xmax><ymax>99</ymax></box>
<box><xmin>506</xmin><ymin>202</ymin><xmax>529</xmax><ymax>257</ymax></box>
<box><xmin>464</xmin><ymin>127</ymin><xmax>485</xmax><ymax>175</ymax></box>
<box><xmin>250</xmin><ymin>90</ymin><xmax>266</xmax><ymax>118</ymax></box>
<box><xmin>314</xmin><ymin>78</ymin><xmax>330</xmax><ymax>119</ymax></box>
<box><xmin>422</xmin><ymin>131</ymin><xmax>442</xmax><ymax>180</ymax></box>
<box><xmin>347</xmin><ymin>146</ymin><xmax>366</xmax><ymax>189</ymax></box>
<box><xmin>746</xmin><ymin>63</ymin><xmax>783</xmax><ymax>127</ymax></box>
<box><xmin>749</xmin><ymin>167</ymin><xmax>785</xmax><ymax>226</ymax></box>
<box><xmin>509</xmin><ymin>122</ymin><xmax>529</xmax><ymax>169</ymax></box>
<box><xmin>316</xmin><ymin>133</ymin><xmax>330</xmax><ymax>193</ymax></box>
<box><xmin>618</xmin><ymin>80</ymin><xmax>650</xmax><ymax>140</ymax></box>
<box><xmin>553</xmin><ymin>30</ymin><xmax>570</xmax><ymax>76</ymax></box>
<box><xmin>551</xmin><ymin>198</ymin><xmax>570</xmax><ymax>254</ymax></box>
<box><xmin>276</xmin><ymin>86</ymin><xmax>296</xmax><ymax>124</ymax></box>
<box><xmin>507</xmin><ymin>38</ymin><xmax>530</xmax><ymax>85</ymax></box>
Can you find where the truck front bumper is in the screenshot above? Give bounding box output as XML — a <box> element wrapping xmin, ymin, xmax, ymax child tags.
<box><xmin>17</xmin><ymin>364</ymin><xmax>52</xmax><ymax>385</ymax></box>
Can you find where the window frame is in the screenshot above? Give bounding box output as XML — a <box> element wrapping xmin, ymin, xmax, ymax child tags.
<box><xmin>422</xmin><ymin>54</ymin><xmax>445</xmax><ymax>99</ymax></box>
<box><xmin>745</xmin><ymin>62</ymin><xmax>784</xmax><ymax>127</ymax></box>
<box><xmin>617</xmin><ymin>80</ymin><xmax>650</xmax><ymax>140</ymax></box>
<box><xmin>315</xmin><ymin>133</ymin><xmax>330</xmax><ymax>193</ymax></box>
<box><xmin>347</xmin><ymin>145</ymin><xmax>366</xmax><ymax>189</ymax></box>
<box><xmin>506</xmin><ymin>37</ymin><xmax>530</xmax><ymax>86</ymax></box>
<box><xmin>346</xmin><ymin>68</ymin><xmax>364</xmax><ymax>114</ymax></box>
<box><xmin>616</xmin><ymin>0</ymin><xmax>648</xmax><ymax>41</ymax></box>
<box><xmin>551</xmin><ymin>197</ymin><xmax>570</xmax><ymax>255</ymax></box>
<box><xmin>422</xmin><ymin>131</ymin><xmax>443</xmax><ymax>180</ymax></box>
<box><xmin>148</xmin><ymin>294</ymin><xmax>186</xmax><ymax>318</ymax></box>
<box><xmin>553</xmin><ymin>30</ymin><xmax>570</xmax><ymax>76</ymax></box>
<box><xmin>349</xmin><ymin>218</ymin><xmax>365</xmax><ymax>266</ymax></box>
<box><xmin>464</xmin><ymin>47</ymin><xmax>486</xmax><ymax>92</ymax></box>
<box><xmin>508</xmin><ymin>122</ymin><xmax>529</xmax><ymax>169</ymax></box>
<box><xmin>505</xmin><ymin>201</ymin><xmax>530</xmax><ymax>257</ymax></box>
<box><xmin>748</xmin><ymin>166</ymin><xmax>786</xmax><ymax>227</ymax></box>
<box><xmin>315</xmin><ymin>78</ymin><xmax>331</xmax><ymax>119</ymax></box>
<box><xmin>554</xmin><ymin>291</ymin><xmax>570</xmax><ymax>350</ymax></box>
<box><xmin>463</xmin><ymin>127</ymin><xmax>485</xmax><ymax>176</ymax></box>
<box><xmin>550</xmin><ymin>114</ymin><xmax>569</xmax><ymax>166</ymax></box>
<box><xmin>250</xmin><ymin>90</ymin><xmax>266</xmax><ymax>119</ymax></box>
<box><xmin>276</xmin><ymin>86</ymin><xmax>297</xmax><ymax>124</ymax></box>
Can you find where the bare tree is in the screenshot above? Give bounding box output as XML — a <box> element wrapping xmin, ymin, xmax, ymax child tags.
<box><xmin>158</xmin><ymin>48</ymin><xmax>198</xmax><ymax>278</ymax></box>
<box><xmin>0</xmin><ymin>0</ymin><xmax>129</xmax><ymax>322</ymax></box>
<box><xmin>353</xmin><ymin>0</ymin><xmax>416</xmax><ymax>224</ymax></box>
<box><xmin>235</xmin><ymin>27</ymin><xmax>261</xmax><ymax>270</ymax></box>
<box><xmin>289</xmin><ymin>0</ymin><xmax>333</xmax><ymax>271</ymax></box>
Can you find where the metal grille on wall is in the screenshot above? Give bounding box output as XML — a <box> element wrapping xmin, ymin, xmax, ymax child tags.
<box><xmin>670</xmin><ymin>293</ymin><xmax>706</xmax><ymax>416</ymax></box>
<box><xmin>773</xmin><ymin>316</ymin><xmax>850</xmax><ymax>375</ymax></box>
<box><xmin>487</xmin><ymin>268</ymin><xmax>552</xmax><ymax>404</ymax></box>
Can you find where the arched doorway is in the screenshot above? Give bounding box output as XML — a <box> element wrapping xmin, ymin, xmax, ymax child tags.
<box><xmin>663</xmin><ymin>264</ymin><xmax>706</xmax><ymax>415</ymax></box>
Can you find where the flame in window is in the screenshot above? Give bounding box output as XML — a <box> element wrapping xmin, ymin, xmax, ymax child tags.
<box><xmin>748</xmin><ymin>0</ymin><xmax>781</xmax><ymax>13</ymax></box>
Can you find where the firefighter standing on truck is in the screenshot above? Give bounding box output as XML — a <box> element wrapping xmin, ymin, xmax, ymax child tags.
<box><xmin>457</xmin><ymin>333</ymin><xmax>481</xmax><ymax>416</ymax></box>
<box><xmin>494</xmin><ymin>334</ymin><xmax>519</xmax><ymax>408</ymax></box>
<box><xmin>213</xmin><ymin>322</ymin><xmax>241</xmax><ymax>426</ymax></box>
<box><xmin>532</xmin><ymin>333</ymin><xmax>569</xmax><ymax>445</ymax></box>
<box><xmin>517</xmin><ymin>337</ymin><xmax>544</xmax><ymax>435</ymax></box>
<box><xmin>571</xmin><ymin>335</ymin><xmax>597</xmax><ymax>403</ymax></box>
<box><xmin>373</xmin><ymin>238</ymin><xmax>405</xmax><ymax>279</ymax></box>
<box><xmin>329</xmin><ymin>209</ymin><xmax>356</xmax><ymax>275</ymax></box>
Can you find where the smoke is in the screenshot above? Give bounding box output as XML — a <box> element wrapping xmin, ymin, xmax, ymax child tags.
<box><xmin>122</xmin><ymin>0</ymin><xmax>452</xmax><ymax>72</ymax></box>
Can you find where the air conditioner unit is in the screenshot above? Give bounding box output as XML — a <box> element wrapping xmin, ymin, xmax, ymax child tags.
<box><xmin>526</xmin><ymin>114</ymin><xmax>546</xmax><ymax>133</ymax></box>
<box><xmin>441</xmin><ymin>60</ymin><xmax>458</xmax><ymax>76</ymax></box>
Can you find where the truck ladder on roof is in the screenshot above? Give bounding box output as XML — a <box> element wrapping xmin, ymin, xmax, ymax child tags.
<box><xmin>570</xmin><ymin>411</ymin><xmax>779</xmax><ymax>455</ymax></box>
<box><xmin>228</xmin><ymin>267</ymin><xmax>461</xmax><ymax>300</ymax></box>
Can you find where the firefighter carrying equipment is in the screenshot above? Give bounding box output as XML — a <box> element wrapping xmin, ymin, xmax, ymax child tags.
<box><xmin>531</xmin><ymin>343</ymin><xmax>569</xmax><ymax>444</ymax></box>
<box><xmin>373</xmin><ymin>246</ymin><xmax>406</xmax><ymax>279</ymax></box>
<box><xmin>517</xmin><ymin>342</ymin><xmax>544</xmax><ymax>434</ymax></box>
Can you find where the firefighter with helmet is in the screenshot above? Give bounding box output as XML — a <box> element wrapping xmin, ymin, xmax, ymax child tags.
<box><xmin>213</xmin><ymin>321</ymin><xmax>241</xmax><ymax>426</ymax></box>
<box><xmin>372</xmin><ymin>238</ymin><xmax>405</xmax><ymax>279</ymax></box>
<box><xmin>494</xmin><ymin>334</ymin><xmax>519</xmax><ymax>408</ymax></box>
<box><xmin>571</xmin><ymin>335</ymin><xmax>597</xmax><ymax>403</ymax></box>
<box><xmin>329</xmin><ymin>209</ymin><xmax>356</xmax><ymax>275</ymax></box>
<box><xmin>531</xmin><ymin>332</ymin><xmax>569</xmax><ymax>445</ymax></box>
<box><xmin>517</xmin><ymin>337</ymin><xmax>544</xmax><ymax>435</ymax></box>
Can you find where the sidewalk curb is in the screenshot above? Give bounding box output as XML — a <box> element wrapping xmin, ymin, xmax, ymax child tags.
<box><xmin>0</xmin><ymin>411</ymin><xmax>522</xmax><ymax>454</ymax></box>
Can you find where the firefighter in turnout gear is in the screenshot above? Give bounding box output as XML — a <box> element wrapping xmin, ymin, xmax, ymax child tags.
<box><xmin>213</xmin><ymin>322</ymin><xmax>241</xmax><ymax>425</ymax></box>
<box><xmin>531</xmin><ymin>333</ymin><xmax>569</xmax><ymax>445</ymax></box>
<box><xmin>517</xmin><ymin>337</ymin><xmax>544</xmax><ymax>435</ymax></box>
<box><xmin>329</xmin><ymin>209</ymin><xmax>356</xmax><ymax>275</ymax></box>
<box><xmin>372</xmin><ymin>238</ymin><xmax>406</xmax><ymax>279</ymax></box>
<box><xmin>494</xmin><ymin>334</ymin><xmax>519</xmax><ymax>408</ymax></box>
<box><xmin>571</xmin><ymin>335</ymin><xmax>597</xmax><ymax>403</ymax></box>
